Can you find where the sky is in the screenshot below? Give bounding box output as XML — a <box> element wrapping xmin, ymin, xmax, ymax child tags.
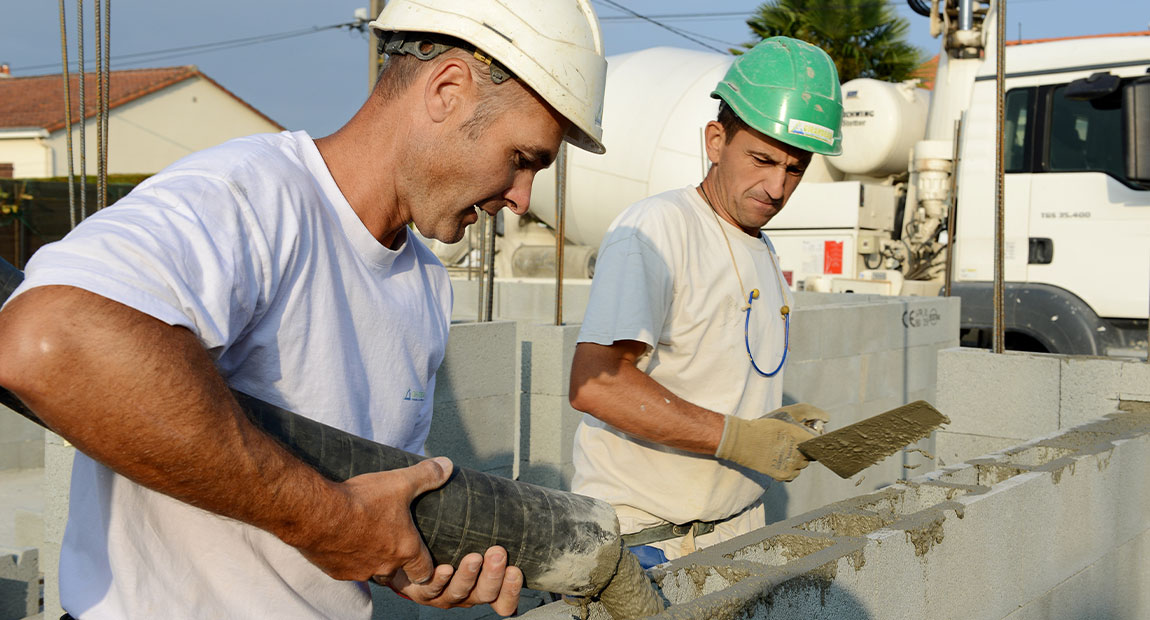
<box><xmin>2</xmin><ymin>0</ymin><xmax>1147</xmax><ymax>137</ymax></box>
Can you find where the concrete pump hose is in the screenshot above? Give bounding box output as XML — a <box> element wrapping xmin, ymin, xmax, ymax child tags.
<box><xmin>0</xmin><ymin>257</ymin><xmax>654</xmax><ymax>607</ymax></box>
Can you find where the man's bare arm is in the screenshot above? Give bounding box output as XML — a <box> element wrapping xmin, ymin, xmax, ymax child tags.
<box><xmin>568</xmin><ymin>340</ymin><xmax>724</xmax><ymax>454</ymax></box>
<box><xmin>0</xmin><ymin>285</ymin><xmax>442</xmax><ymax>583</ymax></box>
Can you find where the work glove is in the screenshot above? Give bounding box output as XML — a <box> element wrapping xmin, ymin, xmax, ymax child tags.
<box><xmin>714</xmin><ymin>403</ymin><xmax>830</xmax><ymax>482</ymax></box>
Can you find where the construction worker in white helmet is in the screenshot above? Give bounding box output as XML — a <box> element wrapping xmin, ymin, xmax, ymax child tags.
<box><xmin>0</xmin><ymin>2</ymin><xmax>606</xmax><ymax>618</ymax></box>
<box><xmin>569</xmin><ymin>37</ymin><xmax>843</xmax><ymax>568</ymax></box>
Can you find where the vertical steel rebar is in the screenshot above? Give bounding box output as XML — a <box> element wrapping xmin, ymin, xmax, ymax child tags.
<box><xmin>94</xmin><ymin>0</ymin><xmax>105</xmax><ymax>209</ymax></box>
<box><xmin>77</xmin><ymin>0</ymin><xmax>87</xmax><ymax>221</ymax></box>
<box><xmin>944</xmin><ymin>113</ymin><xmax>964</xmax><ymax>297</ymax></box>
<box><xmin>476</xmin><ymin>212</ymin><xmax>487</xmax><ymax>322</ymax></box>
<box><xmin>484</xmin><ymin>212</ymin><xmax>496</xmax><ymax>322</ymax></box>
<box><xmin>58</xmin><ymin>0</ymin><xmax>77</xmax><ymax>229</ymax></box>
<box><xmin>102</xmin><ymin>0</ymin><xmax>110</xmax><ymax>206</ymax></box>
<box><xmin>992</xmin><ymin>0</ymin><xmax>1007</xmax><ymax>354</ymax></box>
<box><xmin>554</xmin><ymin>144</ymin><xmax>567</xmax><ymax>326</ymax></box>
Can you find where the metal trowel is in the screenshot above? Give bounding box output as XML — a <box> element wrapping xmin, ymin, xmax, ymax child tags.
<box><xmin>797</xmin><ymin>400</ymin><xmax>950</xmax><ymax>479</ymax></box>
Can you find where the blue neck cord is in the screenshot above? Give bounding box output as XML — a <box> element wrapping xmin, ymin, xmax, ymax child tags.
<box><xmin>743</xmin><ymin>289</ymin><xmax>788</xmax><ymax>377</ymax></box>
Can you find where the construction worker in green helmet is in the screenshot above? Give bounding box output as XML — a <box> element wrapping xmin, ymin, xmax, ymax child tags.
<box><xmin>569</xmin><ymin>37</ymin><xmax>844</xmax><ymax>568</ymax></box>
<box><xmin>0</xmin><ymin>1</ymin><xmax>607</xmax><ymax>618</ymax></box>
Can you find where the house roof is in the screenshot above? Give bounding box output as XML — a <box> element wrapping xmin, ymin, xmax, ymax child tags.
<box><xmin>0</xmin><ymin>66</ymin><xmax>283</xmax><ymax>132</ymax></box>
<box><xmin>912</xmin><ymin>30</ymin><xmax>1150</xmax><ymax>90</ymax></box>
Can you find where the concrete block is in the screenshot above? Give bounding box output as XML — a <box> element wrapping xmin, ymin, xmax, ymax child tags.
<box><xmin>437</xmin><ymin>321</ymin><xmax>517</xmax><ymax>402</ymax></box>
<box><xmin>935</xmin><ymin>431</ymin><xmax>1025</xmax><ymax>467</ymax></box>
<box><xmin>0</xmin><ymin>406</ymin><xmax>44</xmax><ymax>472</ymax></box>
<box><xmin>936</xmin><ymin>348</ymin><xmax>1060</xmax><ymax>440</ymax></box>
<box><xmin>426</xmin><ymin>394</ymin><xmax>517</xmax><ymax>475</ymax></box>
<box><xmin>1000</xmin><ymin>526</ymin><xmax>1150</xmax><ymax>620</ymax></box>
<box><xmin>899</xmin><ymin>296</ymin><xmax>960</xmax><ymax>349</ymax></box>
<box><xmin>1058</xmin><ymin>356</ymin><xmax>1124</xmax><ymax>428</ymax></box>
<box><xmin>518</xmin><ymin>393</ymin><xmax>583</xmax><ymax>490</ymax></box>
<box><xmin>1119</xmin><ymin>361</ymin><xmax>1150</xmax><ymax>402</ymax></box>
<box><xmin>816</xmin><ymin>302</ymin><xmax>894</xmax><ymax>359</ymax></box>
<box><xmin>905</xmin><ymin>344</ymin><xmax>941</xmax><ymax>395</ymax></box>
<box><xmin>518</xmin><ymin>323</ymin><xmax>581</xmax><ymax>398</ymax></box>
<box><xmin>858</xmin><ymin>349</ymin><xmax>906</xmax><ymax>404</ymax></box>
<box><xmin>786</xmin><ymin>307</ymin><xmax>823</xmax><ymax>364</ymax></box>
<box><xmin>0</xmin><ymin>546</ymin><xmax>39</xmax><ymax>620</ymax></box>
<box><xmin>783</xmin><ymin>356</ymin><xmax>862</xmax><ymax>410</ymax></box>
<box><xmin>42</xmin><ymin>435</ymin><xmax>74</xmax><ymax>620</ymax></box>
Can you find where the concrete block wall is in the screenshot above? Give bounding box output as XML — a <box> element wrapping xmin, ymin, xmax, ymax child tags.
<box><xmin>450</xmin><ymin>278</ymin><xmax>593</xmax><ymax>324</ymax></box>
<box><xmin>521</xmin><ymin>403</ymin><xmax>1150</xmax><ymax>620</ymax></box>
<box><xmin>935</xmin><ymin>349</ymin><xmax>1150</xmax><ymax>466</ymax></box>
<box><xmin>773</xmin><ymin>295</ymin><xmax>959</xmax><ymax>521</ymax></box>
<box><xmin>423</xmin><ymin>320</ymin><xmax>519</xmax><ymax>478</ymax></box>
<box><xmin>0</xmin><ymin>404</ymin><xmax>43</xmax><ymax>471</ymax></box>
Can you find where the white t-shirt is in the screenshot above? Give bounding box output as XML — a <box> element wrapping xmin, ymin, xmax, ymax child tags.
<box><xmin>11</xmin><ymin>131</ymin><xmax>453</xmax><ymax>619</ymax></box>
<box><xmin>571</xmin><ymin>186</ymin><xmax>792</xmax><ymax>531</ymax></box>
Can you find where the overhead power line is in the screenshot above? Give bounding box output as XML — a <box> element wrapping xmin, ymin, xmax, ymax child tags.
<box><xmin>599</xmin><ymin>11</ymin><xmax>750</xmax><ymax>22</ymax></box>
<box><xmin>18</xmin><ymin>21</ymin><xmax>359</xmax><ymax>74</ymax></box>
<box><xmin>594</xmin><ymin>0</ymin><xmax>730</xmax><ymax>53</ymax></box>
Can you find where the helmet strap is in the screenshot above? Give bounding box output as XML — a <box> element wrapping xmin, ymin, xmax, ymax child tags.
<box><xmin>378</xmin><ymin>32</ymin><xmax>514</xmax><ymax>85</ymax></box>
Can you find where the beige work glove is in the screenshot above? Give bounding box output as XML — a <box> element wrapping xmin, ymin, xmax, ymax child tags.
<box><xmin>715</xmin><ymin>404</ymin><xmax>830</xmax><ymax>482</ymax></box>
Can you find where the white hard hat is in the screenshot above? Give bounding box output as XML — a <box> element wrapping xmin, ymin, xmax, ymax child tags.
<box><xmin>370</xmin><ymin>0</ymin><xmax>607</xmax><ymax>154</ymax></box>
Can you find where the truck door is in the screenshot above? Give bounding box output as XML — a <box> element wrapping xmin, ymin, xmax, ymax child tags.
<box><xmin>1026</xmin><ymin>78</ymin><xmax>1150</xmax><ymax>321</ymax></box>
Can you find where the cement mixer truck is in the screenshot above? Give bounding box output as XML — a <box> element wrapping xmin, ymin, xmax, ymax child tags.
<box><xmin>432</xmin><ymin>1</ymin><xmax>1150</xmax><ymax>358</ymax></box>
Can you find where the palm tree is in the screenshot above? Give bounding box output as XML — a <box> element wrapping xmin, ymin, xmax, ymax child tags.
<box><xmin>738</xmin><ymin>0</ymin><xmax>925</xmax><ymax>83</ymax></box>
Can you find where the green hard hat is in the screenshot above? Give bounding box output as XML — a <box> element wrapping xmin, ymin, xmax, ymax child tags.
<box><xmin>711</xmin><ymin>36</ymin><xmax>843</xmax><ymax>156</ymax></box>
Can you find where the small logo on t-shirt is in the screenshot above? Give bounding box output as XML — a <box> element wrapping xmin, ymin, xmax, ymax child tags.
<box><xmin>404</xmin><ymin>389</ymin><xmax>426</xmax><ymax>402</ymax></box>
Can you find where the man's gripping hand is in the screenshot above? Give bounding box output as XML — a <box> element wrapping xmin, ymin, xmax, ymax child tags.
<box><xmin>289</xmin><ymin>457</ymin><xmax>522</xmax><ymax>615</ymax></box>
<box><xmin>714</xmin><ymin>404</ymin><xmax>829</xmax><ymax>481</ymax></box>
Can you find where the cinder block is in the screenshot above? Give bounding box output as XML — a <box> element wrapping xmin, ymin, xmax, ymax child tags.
<box><xmin>437</xmin><ymin>321</ymin><xmax>517</xmax><ymax>401</ymax></box>
<box><xmin>858</xmin><ymin>349</ymin><xmax>906</xmax><ymax>403</ymax></box>
<box><xmin>518</xmin><ymin>323</ymin><xmax>581</xmax><ymax>397</ymax></box>
<box><xmin>786</xmin><ymin>307</ymin><xmax>824</xmax><ymax>363</ymax></box>
<box><xmin>1119</xmin><ymin>361</ymin><xmax>1150</xmax><ymax>402</ymax></box>
<box><xmin>934</xmin><ymin>430</ymin><xmax>1023</xmax><ymax>467</ymax></box>
<box><xmin>43</xmin><ymin>435</ymin><xmax>75</xmax><ymax>620</ymax></box>
<box><xmin>0</xmin><ymin>546</ymin><xmax>39</xmax><ymax>620</ymax></box>
<box><xmin>784</xmin><ymin>356</ymin><xmax>862</xmax><ymax>410</ymax></box>
<box><xmin>1059</xmin><ymin>356</ymin><xmax>1124</xmax><ymax>428</ymax></box>
<box><xmin>937</xmin><ymin>348</ymin><xmax>1060</xmax><ymax>440</ymax></box>
<box><xmin>426</xmin><ymin>394</ymin><xmax>516</xmax><ymax>474</ymax></box>
<box><xmin>905</xmin><ymin>344</ymin><xmax>941</xmax><ymax>395</ymax></box>
<box><xmin>519</xmin><ymin>393</ymin><xmax>583</xmax><ymax>484</ymax></box>
<box><xmin>900</xmin><ymin>296</ymin><xmax>960</xmax><ymax>349</ymax></box>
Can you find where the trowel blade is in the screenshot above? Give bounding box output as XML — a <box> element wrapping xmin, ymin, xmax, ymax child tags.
<box><xmin>798</xmin><ymin>400</ymin><xmax>950</xmax><ymax>479</ymax></box>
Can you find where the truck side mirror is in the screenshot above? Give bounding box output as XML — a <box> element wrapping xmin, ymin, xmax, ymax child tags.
<box><xmin>1065</xmin><ymin>72</ymin><xmax>1120</xmax><ymax>101</ymax></box>
<box><xmin>1125</xmin><ymin>77</ymin><xmax>1150</xmax><ymax>184</ymax></box>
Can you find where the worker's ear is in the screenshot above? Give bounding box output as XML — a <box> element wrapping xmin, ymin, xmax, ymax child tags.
<box><xmin>423</xmin><ymin>56</ymin><xmax>475</xmax><ymax>124</ymax></box>
<box><xmin>704</xmin><ymin>121</ymin><xmax>726</xmax><ymax>166</ymax></box>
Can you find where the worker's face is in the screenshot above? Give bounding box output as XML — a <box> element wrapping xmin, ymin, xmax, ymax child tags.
<box><xmin>412</xmin><ymin>79</ymin><xmax>568</xmax><ymax>244</ymax></box>
<box><xmin>703</xmin><ymin>121</ymin><xmax>813</xmax><ymax>235</ymax></box>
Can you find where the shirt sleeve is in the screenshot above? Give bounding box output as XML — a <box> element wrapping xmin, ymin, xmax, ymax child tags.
<box><xmin>577</xmin><ymin>207</ymin><xmax>675</xmax><ymax>349</ymax></box>
<box><xmin>10</xmin><ymin>172</ymin><xmax>269</xmax><ymax>355</ymax></box>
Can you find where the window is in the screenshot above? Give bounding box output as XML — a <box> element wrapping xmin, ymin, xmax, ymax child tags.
<box><xmin>1004</xmin><ymin>88</ymin><xmax>1033</xmax><ymax>173</ymax></box>
<box><xmin>1047</xmin><ymin>85</ymin><xmax>1123</xmax><ymax>179</ymax></box>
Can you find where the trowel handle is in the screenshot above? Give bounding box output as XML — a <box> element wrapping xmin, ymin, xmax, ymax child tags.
<box><xmin>767</xmin><ymin>409</ymin><xmax>825</xmax><ymax>435</ymax></box>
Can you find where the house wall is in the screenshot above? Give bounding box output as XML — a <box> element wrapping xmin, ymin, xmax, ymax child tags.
<box><xmin>0</xmin><ymin>136</ymin><xmax>52</xmax><ymax>178</ymax></box>
<box><xmin>44</xmin><ymin>76</ymin><xmax>282</xmax><ymax>177</ymax></box>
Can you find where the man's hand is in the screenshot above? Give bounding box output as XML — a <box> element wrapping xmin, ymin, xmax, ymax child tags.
<box><xmin>769</xmin><ymin>403</ymin><xmax>831</xmax><ymax>435</ymax></box>
<box><xmin>385</xmin><ymin>547</ymin><xmax>524</xmax><ymax>616</ymax></box>
<box><xmin>715</xmin><ymin>404</ymin><xmax>829</xmax><ymax>481</ymax></box>
<box><xmin>289</xmin><ymin>457</ymin><xmax>454</xmax><ymax>584</ymax></box>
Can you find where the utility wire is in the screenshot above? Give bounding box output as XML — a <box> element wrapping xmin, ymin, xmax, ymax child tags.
<box><xmin>599</xmin><ymin>11</ymin><xmax>749</xmax><ymax>22</ymax></box>
<box><xmin>594</xmin><ymin>0</ymin><xmax>729</xmax><ymax>53</ymax></box>
<box><xmin>19</xmin><ymin>22</ymin><xmax>356</xmax><ymax>73</ymax></box>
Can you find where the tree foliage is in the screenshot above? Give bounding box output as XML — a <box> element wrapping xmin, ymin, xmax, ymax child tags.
<box><xmin>738</xmin><ymin>0</ymin><xmax>925</xmax><ymax>83</ymax></box>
